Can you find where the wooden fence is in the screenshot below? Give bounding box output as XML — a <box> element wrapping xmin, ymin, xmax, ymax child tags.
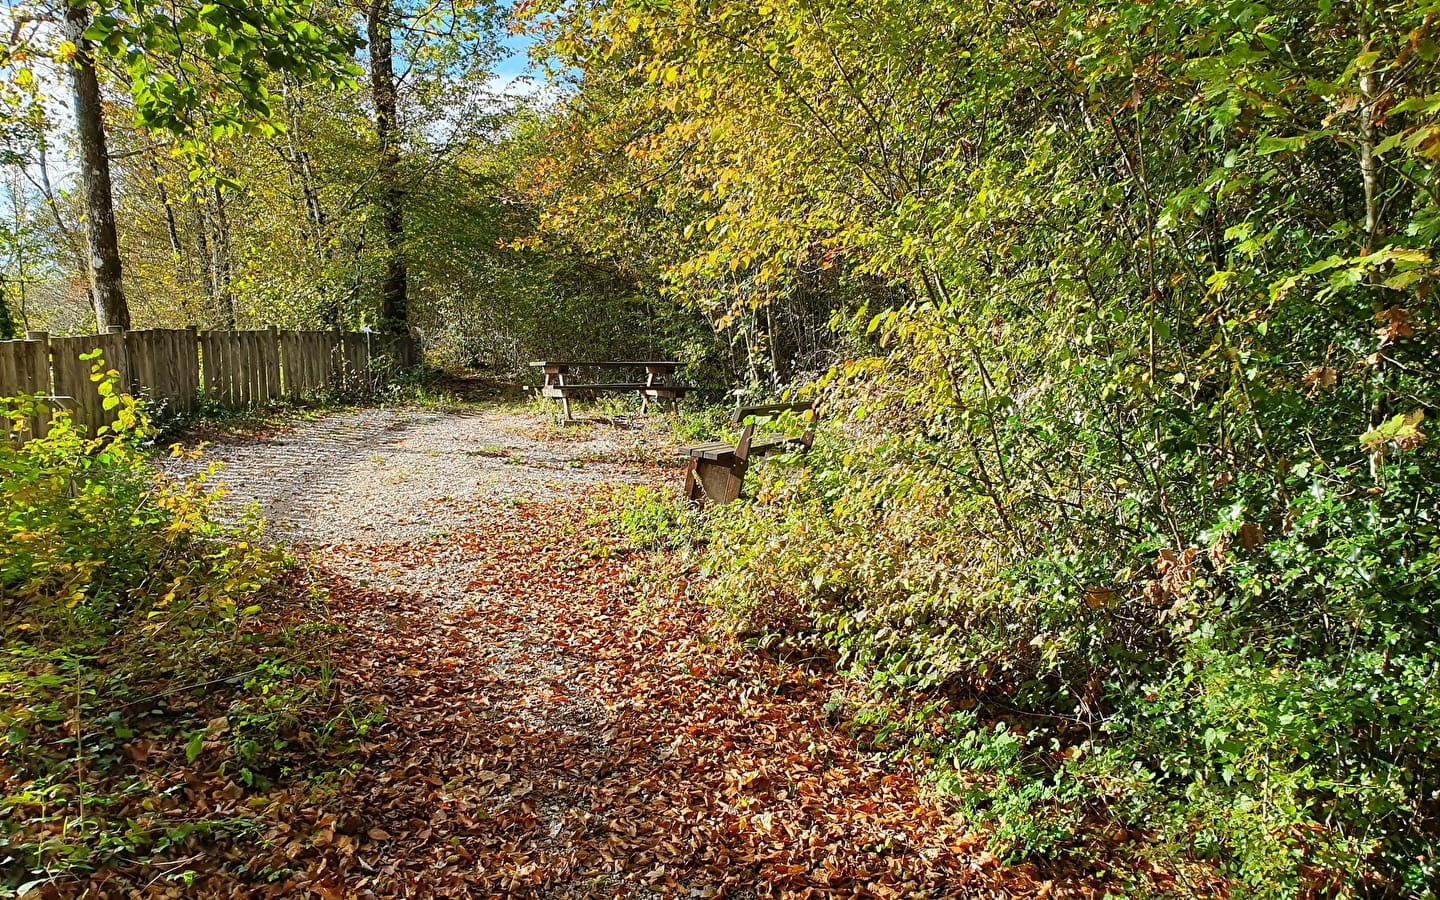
<box><xmin>0</xmin><ymin>327</ymin><xmax>420</xmax><ymax>439</ymax></box>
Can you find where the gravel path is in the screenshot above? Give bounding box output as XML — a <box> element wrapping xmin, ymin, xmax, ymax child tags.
<box><xmin>163</xmin><ymin>403</ymin><xmax>684</xmax><ymax>896</ymax></box>
<box><xmin>166</xmin><ymin>405</ymin><xmax>666</xmax><ymax>548</ymax></box>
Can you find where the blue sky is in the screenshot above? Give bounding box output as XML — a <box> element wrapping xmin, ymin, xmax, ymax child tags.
<box><xmin>493</xmin><ymin>28</ymin><xmax>537</xmax><ymax>82</ymax></box>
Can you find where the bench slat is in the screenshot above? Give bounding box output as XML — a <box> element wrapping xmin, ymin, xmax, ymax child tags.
<box><xmin>542</xmin><ymin>383</ymin><xmax>652</xmax><ymax>397</ymax></box>
<box><xmin>543</xmin><ymin>383</ymin><xmax>693</xmax><ymax>394</ymax></box>
<box><xmin>691</xmin><ymin>448</ymin><xmax>738</xmax><ymax>462</ymax></box>
<box><xmin>687</xmin><ymin>435</ymin><xmax>804</xmax><ymax>461</ymax></box>
<box><xmin>732</xmin><ymin>401</ymin><xmax>815</xmax><ymax>423</ymax></box>
<box><xmin>530</xmin><ymin>360</ymin><xmax>681</xmax><ymax>369</ymax></box>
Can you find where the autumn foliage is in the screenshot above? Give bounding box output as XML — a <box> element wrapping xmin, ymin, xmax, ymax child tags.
<box><xmin>518</xmin><ymin>0</ymin><xmax>1440</xmax><ymax>893</ymax></box>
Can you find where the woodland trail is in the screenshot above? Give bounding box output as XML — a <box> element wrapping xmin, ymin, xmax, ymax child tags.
<box><xmin>165</xmin><ymin>401</ymin><xmax>1074</xmax><ymax>899</ymax></box>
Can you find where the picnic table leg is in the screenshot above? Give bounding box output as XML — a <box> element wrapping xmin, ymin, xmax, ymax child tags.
<box><xmin>642</xmin><ymin>366</ymin><xmax>660</xmax><ymax>415</ymax></box>
<box><xmin>554</xmin><ymin>366</ymin><xmax>574</xmax><ymax>423</ymax></box>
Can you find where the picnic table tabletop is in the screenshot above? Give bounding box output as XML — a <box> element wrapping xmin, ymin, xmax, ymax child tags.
<box><xmin>529</xmin><ymin>360</ymin><xmax>682</xmax><ymax>369</ymax></box>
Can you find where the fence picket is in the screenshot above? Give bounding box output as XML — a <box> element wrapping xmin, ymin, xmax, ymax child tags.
<box><xmin>5</xmin><ymin>327</ymin><xmax>416</xmax><ymax>439</ymax></box>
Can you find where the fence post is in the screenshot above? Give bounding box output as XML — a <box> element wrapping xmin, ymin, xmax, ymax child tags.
<box><xmin>266</xmin><ymin>325</ymin><xmax>281</xmax><ymax>401</ymax></box>
<box><xmin>185</xmin><ymin>326</ymin><xmax>199</xmax><ymax>412</ymax></box>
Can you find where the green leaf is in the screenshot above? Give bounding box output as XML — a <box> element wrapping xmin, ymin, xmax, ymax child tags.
<box><xmin>1255</xmin><ymin>135</ymin><xmax>1311</xmax><ymax>155</ymax></box>
<box><xmin>186</xmin><ymin>731</ymin><xmax>204</xmax><ymax>763</ymax></box>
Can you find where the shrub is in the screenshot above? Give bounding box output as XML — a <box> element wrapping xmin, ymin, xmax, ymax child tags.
<box><xmin>0</xmin><ymin>362</ymin><xmax>318</xmax><ymax>891</ymax></box>
<box><xmin>1</xmin><ymin>363</ymin><xmax>282</xmax><ymax>629</ymax></box>
<box><xmin>609</xmin><ymin>483</ymin><xmax>703</xmax><ymax>550</ymax></box>
<box><xmin>699</xmin><ymin>399</ymin><xmax>1440</xmax><ymax>896</ymax></box>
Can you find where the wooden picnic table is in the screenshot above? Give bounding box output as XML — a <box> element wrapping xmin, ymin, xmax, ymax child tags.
<box><xmin>529</xmin><ymin>360</ymin><xmax>690</xmax><ymax>421</ymax></box>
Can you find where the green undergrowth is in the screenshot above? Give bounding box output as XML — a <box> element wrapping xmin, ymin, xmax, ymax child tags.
<box><xmin>1</xmin><ymin>369</ymin><xmax>374</xmax><ymax>896</ymax></box>
<box><xmin>692</xmin><ymin>435</ymin><xmax>1438</xmax><ymax>897</ymax></box>
<box><xmin>670</xmin><ymin>404</ymin><xmax>737</xmax><ymax>444</ymax></box>
<box><xmin>527</xmin><ymin>390</ymin><xmax>650</xmax><ymax>424</ymax></box>
<box><xmin>607</xmin><ymin>483</ymin><xmax>705</xmax><ymax>551</ymax></box>
<box><xmin>610</xmin><ymin>396</ymin><xmax>1440</xmax><ymax>897</ymax></box>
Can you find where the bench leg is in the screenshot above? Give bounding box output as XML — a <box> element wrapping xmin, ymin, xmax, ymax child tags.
<box><xmin>692</xmin><ymin>459</ymin><xmax>737</xmax><ymax>504</ymax></box>
<box><xmin>684</xmin><ymin>459</ymin><xmax>701</xmax><ymax>501</ymax></box>
<box><xmin>561</xmin><ymin>395</ymin><xmax>573</xmax><ymax>422</ymax></box>
<box><xmin>722</xmin><ymin>459</ymin><xmax>747</xmax><ymax>503</ymax></box>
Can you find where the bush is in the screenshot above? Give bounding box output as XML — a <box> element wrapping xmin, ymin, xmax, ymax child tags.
<box><xmin>2</xmin><ymin>366</ymin><xmax>283</xmax><ymax>628</ymax></box>
<box><xmin>609</xmin><ymin>483</ymin><xmax>703</xmax><ymax>550</ymax></box>
<box><xmin>0</xmin><ymin>363</ymin><xmax>346</xmax><ymax>892</ymax></box>
<box><xmin>522</xmin><ymin>0</ymin><xmax>1440</xmax><ymax>891</ymax></box>
<box><xmin>699</xmin><ymin>402</ymin><xmax>1440</xmax><ymax>896</ymax></box>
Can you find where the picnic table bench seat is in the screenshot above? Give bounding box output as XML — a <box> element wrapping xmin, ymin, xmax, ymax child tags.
<box><xmin>686</xmin><ymin>435</ymin><xmax>801</xmax><ymax>462</ymax></box>
<box><xmin>684</xmin><ymin>401</ymin><xmax>818</xmax><ymax>504</ymax></box>
<box><xmin>541</xmin><ymin>382</ymin><xmax>652</xmax><ymax>396</ymax></box>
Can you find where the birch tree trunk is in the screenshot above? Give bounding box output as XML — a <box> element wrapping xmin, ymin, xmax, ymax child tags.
<box><xmin>142</xmin><ymin>138</ymin><xmax>182</xmax><ymax>258</ymax></box>
<box><xmin>209</xmin><ymin>185</ymin><xmax>238</xmax><ymax>329</ymax></box>
<box><xmin>64</xmin><ymin>0</ymin><xmax>129</xmax><ymax>330</ymax></box>
<box><xmin>281</xmin><ymin>83</ymin><xmax>330</xmax><ymax>262</ymax></box>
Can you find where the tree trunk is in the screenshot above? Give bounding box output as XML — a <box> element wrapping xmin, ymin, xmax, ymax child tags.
<box><xmin>34</xmin><ymin>143</ymin><xmax>87</xmax><ymax>272</ymax></box>
<box><xmin>64</xmin><ymin>0</ymin><xmax>129</xmax><ymax>330</ymax></box>
<box><xmin>1357</xmin><ymin>25</ymin><xmax>1393</xmax><ymax>476</ymax></box>
<box><xmin>188</xmin><ymin>191</ymin><xmax>217</xmax><ymax>315</ymax></box>
<box><xmin>367</xmin><ymin>0</ymin><xmax>408</xmax><ymax>334</ymax></box>
<box><xmin>31</xmin><ymin>141</ymin><xmax>96</xmax><ymax>317</ymax></box>
<box><xmin>281</xmin><ymin>82</ymin><xmax>330</xmax><ymax>262</ymax></box>
<box><xmin>208</xmin><ymin>184</ymin><xmax>237</xmax><ymax>328</ymax></box>
<box><xmin>143</xmin><ymin>137</ymin><xmax>182</xmax><ymax>258</ymax></box>
<box><xmin>0</xmin><ymin>277</ymin><xmax>17</xmax><ymax>340</ymax></box>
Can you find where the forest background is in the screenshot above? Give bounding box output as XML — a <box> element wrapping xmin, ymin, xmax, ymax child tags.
<box><xmin>2</xmin><ymin>0</ymin><xmax>1439</xmax><ymax>896</ymax></box>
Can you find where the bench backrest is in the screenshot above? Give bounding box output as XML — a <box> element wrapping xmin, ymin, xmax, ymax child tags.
<box><xmin>731</xmin><ymin>400</ymin><xmax>818</xmax><ymax>423</ymax></box>
<box><xmin>733</xmin><ymin>399</ymin><xmax>819</xmax><ymax>468</ymax></box>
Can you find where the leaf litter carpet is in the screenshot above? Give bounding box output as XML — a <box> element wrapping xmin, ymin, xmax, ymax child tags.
<box><xmin>166</xmin><ymin>407</ymin><xmax>1078</xmax><ymax>899</ymax></box>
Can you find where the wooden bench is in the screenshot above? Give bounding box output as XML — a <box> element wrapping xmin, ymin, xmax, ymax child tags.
<box><xmin>684</xmin><ymin>401</ymin><xmax>818</xmax><ymax>504</ymax></box>
<box><xmin>530</xmin><ymin>361</ymin><xmax>690</xmax><ymax>422</ymax></box>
